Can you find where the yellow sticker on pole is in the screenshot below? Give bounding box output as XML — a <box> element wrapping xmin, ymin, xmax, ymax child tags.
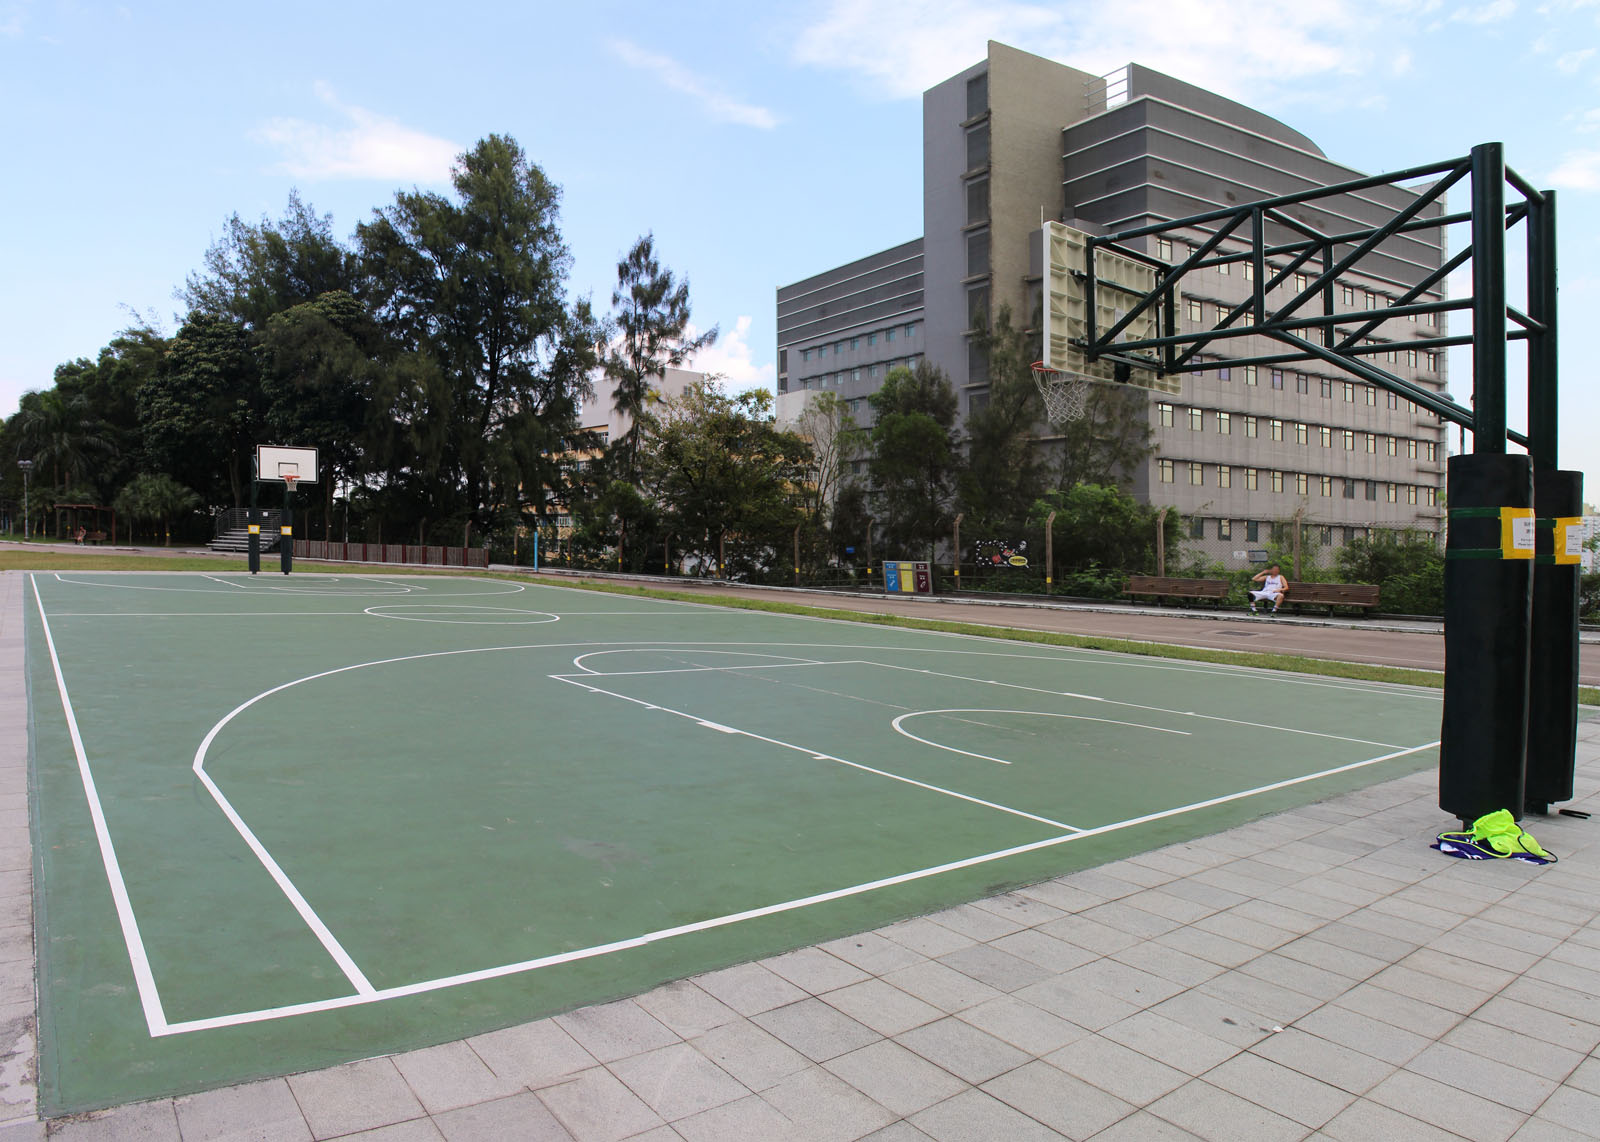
<box><xmin>281</xmin><ymin>526</ymin><xmax>293</xmax><ymax>536</ymax></box>
<box><xmin>1500</xmin><ymin>507</ymin><xmax>1535</xmax><ymax>559</ymax></box>
<box><xmin>1555</xmin><ymin>516</ymin><xmax>1583</xmax><ymax>565</ymax></box>
<box><xmin>247</xmin><ymin>524</ymin><xmax>260</xmax><ymax>535</ymax></box>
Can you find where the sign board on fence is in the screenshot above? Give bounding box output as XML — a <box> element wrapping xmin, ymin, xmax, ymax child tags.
<box><xmin>882</xmin><ymin>561</ymin><xmax>933</xmax><ymax>595</ymax></box>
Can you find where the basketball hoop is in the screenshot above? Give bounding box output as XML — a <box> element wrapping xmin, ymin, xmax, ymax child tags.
<box><xmin>282</xmin><ymin>474</ymin><xmax>299</xmax><ymax>494</ymax></box>
<box><xmin>1031</xmin><ymin>362</ymin><xmax>1094</xmax><ymax>424</ymax></box>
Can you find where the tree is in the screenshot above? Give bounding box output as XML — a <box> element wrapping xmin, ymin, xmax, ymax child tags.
<box><xmin>1054</xmin><ymin>384</ymin><xmax>1155</xmax><ymax>491</ymax></box>
<box><xmin>51</xmin><ymin>327</ymin><xmax>167</xmax><ymax>501</ymax></box>
<box><xmin>9</xmin><ymin>388</ymin><xmax>113</xmax><ymax>494</ymax></box>
<box><xmin>1027</xmin><ymin>483</ymin><xmax>1177</xmax><ymax>576</ymax></box>
<box><xmin>183</xmin><ymin>191</ymin><xmax>356</xmax><ymax>330</ymax></box>
<box><xmin>639</xmin><ymin>383</ymin><xmax>811</xmax><ymax>577</ymax></box>
<box><xmin>866</xmin><ymin>361</ymin><xmax>960</xmax><ymax>560</ymax></box>
<box><xmin>961</xmin><ymin>304</ymin><xmax>1050</xmax><ymax>535</ymax></box>
<box><xmin>357</xmin><ymin>134</ymin><xmax>600</xmax><ymax>543</ymax></box>
<box><xmin>113</xmin><ymin>473</ymin><xmax>202</xmax><ymax>545</ymax></box>
<box><xmin>790</xmin><ymin>391</ymin><xmax>856</xmax><ymax>563</ymax></box>
<box><xmin>603</xmin><ymin>234</ymin><xmax>717</xmax><ymax>485</ymax></box>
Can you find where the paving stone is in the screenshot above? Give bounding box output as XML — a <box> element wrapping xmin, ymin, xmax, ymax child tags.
<box><xmin>554</xmin><ymin>999</ymin><xmax>679</xmax><ymax>1063</ymax></box>
<box><xmin>1404</xmin><ymin>1042</ymin><xmax>1559</xmax><ymax>1113</ymax></box>
<box><xmin>820</xmin><ymin>978</ymin><xmax>944</xmax><ymax>1036</ymax></box>
<box><xmin>759</xmin><ymin>947</ymin><xmax>871</xmax><ymax>995</ymax></box>
<box><xmin>172</xmin><ymin>1077</ymin><xmax>311</xmax><ymax>1141</ymax></box>
<box><xmin>981</xmin><ymin>1059</ymin><xmax>1134</xmax><ymax>1138</ymax></box>
<box><xmin>632</xmin><ymin>980</ymin><xmax>741</xmax><ymax>1039</ymax></box>
<box><xmin>1317</xmin><ymin>1097</ymin><xmax>1466</xmax><ymax>1142</ymax></box>
<box><xmin>286</xmin><ymin>1059</ymin><xmax>425</xmax><ymax>1141</ymax></box>
<box><xmin>1366</xmin><ymin>1068</ymin><xmax>1526</xmax><ymax>1142</ymax></box>
<box><xmin>1198</xmin><ymin>969</ymin><xmax>1322</xmax><ymax>1024</ymax></box>
<box><xmin>390</xmin><ymin>1041</ymin><xmax>523</xmax><ymax>1115</ymax></box>
<box><xmin>936</xmin><ymin>942</ymin><xmax>1054</xmax><ymax>992</ymax></box>
<box><xmin>955</xmin><ymin>995</ymin><xmax>1085</xmax><ymax>1057</ymax></box>
<box><xmin>1147</xmin><ymin>1078</ymin><xmax>1308</xmax><ymax>1142</ymax></box>
<box><xmin>1568</xmin><ymin>1054</ymin><xmax>1600</xmax><ymax>1095</ymax></box>
<box><xmin>1202</xmin><ymin>1052</ymin><xmax>1354</xmax><ymax>1129</ymax></box>
<box><xmin>1036</xmin><ymin>914</ymin><xmax>1142</xmax><ymax>956</ymax></box>
<box><xmin>687</xmin><ymin>1020</ymin><xmax>810</xmax><ymax>1092</ymax></box>
<box><xmin>1153</xmin><ymin>927</ymin><xmax>1258</xmax><ymax>970</ymax></box>
<box><xmin>1247</xmin><ymin>1029</ymin><xmax>1395</xmax><ymax>1096</ymax></box>
<box><xmin>325</xmin><ymin>1121</ymin><xmax>443</xmax><ymax>1141</ymax></box>
<box><xmin>880</xmin><ymin>959</ymin><xmax>1004</xmax><ymax>1014</ymax></box>
<box><xmin>671</xmin><ymin>1094</ymin><xmax>799</xmax><ymax>1142</ymax></box>
<box><xmin>1189</xmin><ymin>911</ymin><xmax>1298</xmax><ymax>952</ymax></box>
<box><xmin>751</xmin><ymin>998</ymin><xmax>881</xmax><ymax>1062</ymax></box>
<box><xmin>1526</xmin><ymin>1086</ymin><xmax>1600</xmax><ymax>1136</ymax></box>
<box><xmin>758</xmin><ymin>1065</ymin><xmax>896</xmax><ymax>1142</ymax></box>
<box><xmin>1012</xmin><ymin>879</ymin><xmax>1110</xmax><ymax>915</ymax></box>
<box><xmin>1500</xmin><ymin>977</ymin><xmax>1600</xmax><ymax>1029</ymax></box>
<box><xmin>1077</xmin><ymin>900</ymin><xmax>1184</xmax><ymax>939</ymax></box>
<box><xmin>467</xmin><ymin>1020</ymin><xmax>597</xmax><ymax>1088</ymax></box>
<box><xmin>1120</xmin><ymin>889</ymin><xmax>1222</xmax><ymax>925</ymax></box>
<box><xmin>1236</xmin><ymin>952</ymin><xmax>1357</xmax><ymax>1002</ymax></box>
<box><xmin>1150</xmin><ymin>989</ymin><xmax>1279</xmax><ymax>1048</ymax></box>
<box><xmin>968</xmin><ymin>890</ymin><xmax>1067</xmax><ymax>928</ymax></box>
<box><xmin>1438</xmin><ymin>1018</ymin><xmax>1585</xmax><ymax>1082</ymax></box>
<box><xmin>895</xmin><ymin>1016</ymin><xmax>1030</xmax><ymax>1084</ymax></box>
<box><xmin>823</xmin><ymin>1040</ymin><xmax>967</xmax><ymax>1117</ymax></box>
<box><xmin>819</xmin><ymin>931</ymin><xmax>928</xmax><ymax>976</ymax></box>
<box><xmin>909</xmin><ymin>1089</ymin><xmax>1065</xmax><ymax>1142</ymax></box>
<box><xmin>1401</xmin><ymin>946</ymin><xmax>1520</xmax><ymax>994</ymax></box>
<box><xmin>607</xmin><ymin>1042</ymin><xmax>748</xmax><ymax>1122</ymax></box>
<box><xmin>1081</xmin><ymin>1110</ymin><xmax>1205</xmax><ymax>1140</ymax></box>
<box><xmin>433</xmin><ymin>1091</ymin><xmax>574</xmax><ymax>1141</ymax></box>
<box><xmin>857</xmin><ymin>1123</ymin><xmax>938</xmax><ymax>1142</ymax></box>
<box><xmin>1506</xmin><ymin>1119</ymin><xmax>1599</xmax><ymax>1142</ymax></box>
<box><xmin>1333</xmin><ymin>983</ymin><xmax>1463</xmax><ymax>1039</ymax></box>
<box><xmin>924</xmin><ymin>902</ymin><xmax>1028</xmax><ymax>942</ymax></box>
<box><xmin>46</xmin><ymin>1100</ymin><xmax>181</xmax><ymax>1140</ymax></box>
<box><xmin>691</xmin><ymin>961</ymin><xmax>808</xmax><ymax>1016</ymax></box>
<box><xmin>1110</xmin><ymin>940</ymin><xmax>1225</xmax><ymax>989</ymax></box>
<box><xmin>1098</xmin><ymin>1011</ymin><xmax>1240</xmax><ymax>1077</ymax></box>
<box><xmin>534</xmin><ymin>1067</ymin><xmax>665</xmax><ymax>1142</ymax></box>
<box><xmin>1273</xmin><ymin>935</ymin><xmax>1388</xmax><ymax>981</ymax></box>
<box><xmin>1044</xmin><ymin>1034</ymin><xmax>1188</xmax><ymax>1105</ymax></box>
<box><xmin>1010</xmin><ymin>971</ymin><xmax>1141</xmax><ymax>1032</ymax></box>
<box><xmin>988</xmin><ymin>928</ymin><xmax>1099</xmax><ymax>974</ymax></box>
<box><xmin>880</xmin><ymin>917</ymin><xmax>980</xmax><ymax>958</ymax></box>
<box><xmin>1291</xmin><ymin>1004</ymin><xmax>1430</xmax><ymax>1066</ymax></box>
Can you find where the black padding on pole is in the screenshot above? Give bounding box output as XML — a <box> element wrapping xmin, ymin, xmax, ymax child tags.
<box><xmin>1439</xmin><ymin>452</ymin><xmax>1533</xmax><ymax>823</ymax></box>
<box><xmin>1526</xmin><ymin>469</ymin><xmax>1583</xmax><ymax>814</ymax></box>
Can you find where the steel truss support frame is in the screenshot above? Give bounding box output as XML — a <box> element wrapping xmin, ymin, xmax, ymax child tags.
<box><xmin>1069</xmin><ymin>141</ymin><xmax>1572</xmax><ymax>825</ymax></box>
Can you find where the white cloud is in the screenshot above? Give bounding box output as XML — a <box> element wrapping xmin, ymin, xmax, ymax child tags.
<box><xmin>253</xmin><ymin>83</ymin><xmax>461</xmax><ymax>182</ymax></box>
<box><xmin>684</xmin><ymin>316</ymin><xmax>776</xmax><ymax>392</ymax></box>
<box><xmin>1557</xmin><ymin>47</ymin><xmax>1596</xmax><ymax>70</ymax></box>
<box><xmin>1451</xmin><ymin>0</ymin><xmax>1517</xmax><ymax>21</ymax></box>
<box><xmin>1548</xmin><ymin>148</ymin><xmax>1600</xmax><ymax>188</ymax></box>
<box><xmin>611</xmin><ymin>41</ymin><xmax>779</xmax><ymax>128</ymax></box>
<box><xmin>790</xmin><ymin>0</ymin><xmax>1395</xmax><ymax>103</ymax></box>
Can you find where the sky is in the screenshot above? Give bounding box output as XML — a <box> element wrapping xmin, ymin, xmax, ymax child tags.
<box><xmin>2</xmin><ymin>0</ymin><xmax>1598</xmax><ymax>495</ymax></box>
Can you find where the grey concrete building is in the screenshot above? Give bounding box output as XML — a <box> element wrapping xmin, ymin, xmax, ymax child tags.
<box><xmin>777</xmin><ymin>42</ymin><xmax>1448</xmax><ymax>566</ymax></box>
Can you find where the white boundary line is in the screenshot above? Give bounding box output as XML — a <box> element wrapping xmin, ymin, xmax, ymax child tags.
<box><xmin>154</xmin><ymin>737</ymin><xmax>1440</xmax><ymax>1035</ymax></box>
<box><xmin>29</xmin><ymin>576</ymin><xmax>171</xmax><ymax>1036</ymax></box>
<box><xmin>891</xmin><ymin>708</ymin><xmax>1190</xmax><ymax>766</ymax></box>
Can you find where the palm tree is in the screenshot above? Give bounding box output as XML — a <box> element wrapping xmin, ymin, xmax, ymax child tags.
<box><xmin>10</xmin><ymin>389</ymin><xmax>113</xmax><ymax>493</ymax></box>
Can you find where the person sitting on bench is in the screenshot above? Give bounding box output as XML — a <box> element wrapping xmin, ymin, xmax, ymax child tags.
<box><xmin>1249</xmin><ymin>564</ymin><xmax>1289</xmax><ymax>614</ymax></box>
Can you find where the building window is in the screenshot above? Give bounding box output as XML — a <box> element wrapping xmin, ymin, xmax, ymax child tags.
<box><xmin>1243</xmin><ymin>365</ymin><xmax>1258</xmax><ymax>386</ymax></box>
<box><xmin>966</xmin><ymin>339</ymin><xmax>988</xmax><ymax>384</ymax></box>
<box><xmin>966</xmin><ymin>72</ymin><xmax>988</xmax><ymax>118</ymax></box>
<box><xmin>1157</xmin><ymin>402</ymin><xmax>1175</xmax><ymax>427</ymax></box>
<box><xmin>1247</xmin><ymin>520</ymin><xmax>1260</xmax><ymax>542</ymax></box>
<box><xmin>1387</xmin><ymin>391</ymin><xmax>1399</xmax><ymax>410</ymax></box>
<box><xmin>1270</xmin><ymin>470</ymin><xmax>1284</xmax><ymax>493</ymax></box>
<box><xmin>801</xmin><ymin>349</ymin><xmax>812</xmax><ymax>362</ymax></box>
<box><xmin>854</xmin><ymin>369</ymin><xmax>863</xmax><ymax>382</ymax></box>
<box><xmin>1156</xmin><ymin>237</ymin><xmax>1172</xmax><ymax>260</ymax></box>
<box><xmin>1341</xmin><ymin>284</ymin><xmax>1355</xmax><ymax>306</ymax></box>
<box><xmin>967</xmin><ymin>228</ymin><xmax>990</xmax><ymax>277</ymax></box>
<box><xmin>1386</xmin><ymin>436</ymin><xmax>1397</xmax><ymax>456</ymax></box>
<box><xmin>1343</xmin><ymin>429</ymin><xmax>1356</xmax><ymax>450</ymax></box>
<box><xmin>906</xmin><ymin>323</ymin><xmax>918</xmax><ymax>338</ymax></box>
<box><xmin>1241</xmin><ymin>260</ymin><xmax>1254</xmax><ymax>282</ymax></box>
<box><xmin>1408</xmin><ymin>485</ymin><xmax>1418</xmax><ymax>504</ymax></box>
<box><xmin>1320</xmin><ymin>377</ymin><xmax>1333</xmax><ymax>399</ymax></box>
<box><xmin>1365</xmin><ymin>480</ymin><xmax>1378</xmax><ymax>501</ymax></box>
<box><xmin>885</xmin><ymin>327</ymin><xmax>896</xmax><ymax>343</ymax></box>
<box><xmin>1386</xmin><ymin>483</ymin><xmax>1398</xmax><ymax>503</ymax></box>
<box><xmin>1244</xmin><ymin>416</ymin><xmax>1258</xmax><ymax>438</ymax></box>
<box><xmin>1189</xmin><ymin>462</ymin><xmax>1204</xmax><ymax>486</ymax></box>
<box><xmin>968</xmin><ymin>389</ymin><xmax>990</xmax><ymax>414</ymax></box>
<box><xmin>1217</xmin><ymin>411</ymin><xmax>1231</xmax><ymax>435</ymax></box>
<box><xmin>1426</xmin><ymin>487</ymin><xmax>1438</xmax><ymax>506</ymax></box>
<box><xmin>1366</xmin><ymin>385</ymin><xmax>1377</xmax><ymax>406</ymax></box>
<box><xmin>1218</xmin><ymin>366</ymin><xmax>1231</xmax><ymax>381</ymax></box>
<box><xmin>1295</xmin><ymin>473</ymin><xmax>1309</xmax><ymax>495</ymax></box>
<box><xmin>1319</xmin><ymin>426</ymin><xmax>1332</xmax><ymax>448</ymax></box>
<box><xmin>1295</xmin><ymin>423</ymin><xmax>1308</xmax><ymax>445</ymax></box>
<box><xmin>967</xmin><ymin>284</ymin><xmax>989</xmax><ymax>328</ymax></box>
<box><xmin>1343</xmin><ymin>381</ymin><xmax>1355</xmax><ymax>402</ymax></box>
<box><xmin>1191</xmin><ymin>517</ymin><xmax>1205</xmax><ymax>538</ymax></box>
<box><xmin>1189</xmin><ymin>407</ymin><xmax>1204</xmax><ymax>431</ymax></box>
<box><xmin>1218</xmin><ymin>518</ymin><xmax>1233</xmax><ymax>539</ymax></box>
<box><xmin>1217</xmin><ymin>465</ymin><xmax>1232</xmax><ymax>488</ymax></box>
<box><xmin>1321</xmin><ymin>476</ymin><xmax>1333</xmax><ymax>497</ymax></box>
<box><xmin>1296</xmin><ymin>373</ymin><xmax>1309</xmax><ymax>394</ymax></box>
<box><xmin>1158</xmin><ymin>459</ymin><xmax>1175</xmax><ymax>483</ymax></box>
<box><xmin>868</xmin><ymin>332</ymin><xmax>878</xmax><ymax>345</ymax></box>
<box><xmin>1426</xmin><ymin>441</ymin><xmax>1439</xmax><ymax>461</ymax></box>
<box><xmin>1343</xmin><ymin>479</ymin><xmax>1357</xmax><ymax>499</ymax></box>
<box><xmin>1186</xmin><ymin>298</ymin><xmax>1203</xmax><ymax>322</ymax></box>
<box><xmin>1365</xmin><ymin>290</ymin><xmax>1378</xmax><ymax>310</ymax></box>
<box><xmin>965</xmin><ymin>123</ymin><xmax>989</xmax><ymax>170</ymax></box>
<box><xmin>1245</xmin><ymin>467</ymin><xmax>1259</xmax><ymax>490</ymax></box>
<box><xmin>1366</xmin><ymin>433</ymin><xmax>1377</xmax><ymax>453</ymax></box>
<box><xmin>1407</xmin><ymin>439</ymin><xmax>1418</xmax><ymax>459</ymax></box>
<box><xmin>965</xmin><ymin>177</ymin><xmax>989</xmax><ymax>225</ymax></box>
<box><xmin>1294</xmin><ymin>273</ymin><xmax>1311</xmax><ymax>292</ymax></box>
<box><xmin>866</xmin><ymin>366</ymin><xmax>876</xmax><ymax>379</ymax></box>
<box><xmin>1271</xmin><ymin>369</ymin><xmax>1284</xmax><ymax>390</ymax></box>
<box><xmin>1269</xmin><ymin>418</ymin><xmax>1284</xmax><ymax>441</ymax></box>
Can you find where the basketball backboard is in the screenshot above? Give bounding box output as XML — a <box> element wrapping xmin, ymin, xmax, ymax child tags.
<box><xmin>256</xmin><ymin>445</ymin><xmax>319</xmax><ymax>484</ymax></box>
<box><xmin>1042</xmin><ymin>221</ymin><xmax>1179</xmax><ymax>395</ymax></box>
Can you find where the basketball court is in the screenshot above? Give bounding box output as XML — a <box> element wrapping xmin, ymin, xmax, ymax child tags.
<box><xmin>21</xmin><ymin>570</ymin><xmax>1444</xmax><ymax>1112</ymax></box>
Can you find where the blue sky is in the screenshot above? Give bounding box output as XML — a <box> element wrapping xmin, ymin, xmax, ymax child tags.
<box><xmin>3</xmin><ymin>0</ymin><xmax>1597</xmax><ymax>495</ymax></box>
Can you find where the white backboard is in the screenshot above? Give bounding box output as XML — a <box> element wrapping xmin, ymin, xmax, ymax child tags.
<box><xmin>256</xmin><ymin>445</ymin><xmax>319</xmax><ymax>484</ymax></box>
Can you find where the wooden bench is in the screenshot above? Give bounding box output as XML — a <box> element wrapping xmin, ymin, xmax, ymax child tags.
<box><xmin>1125</xmin><ymin>575</ymin><xmax>1229</xmax><ymax>605</ymax></box>
<box><xmin>83</xmin><ymin>530</ymin><xmax>107</xmax><ymax>544</ymax></box>
<box><xmin>1281</xmin><ymin>582</ymin><xmax>1380</xmax><ymax>614</ymax></box>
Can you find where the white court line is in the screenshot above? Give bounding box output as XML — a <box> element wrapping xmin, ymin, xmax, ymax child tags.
<box><xmin>891</xmin><ymin>708</ymin><xmax>1190</xmax><ymax>765</ymax></box>
<box><xmin>154</xmin><ymin>737</ymin><xmax>1440</xmax><ymax>1035</ymax></box>
<box><xmin>201</xmin><ymin>573</ymin><xmax>249</xmax><ymax>590</ymax></box>
<box><xmin>29</xmin><ymin>576</ymin><xmax>172</xmax><ymax>1036</ymax></box>
<box><xmin>45</xmin><ymin>611</ymin><xmax>375</xmax><ymax>618</ymax></box>
<box><xmin>867</xmin><ymin>661</ymin><xmax>1410</xmax><ymax>749</ymax></box>
<box><xmin>570</xmin><ymin>648</ymin><xmax>826</xmax><ymax>675</ymax></box>
<box><xmin>548</xmin><ymin>673</ymin><xmax>1082</xmax><ymax>832</ymax></box>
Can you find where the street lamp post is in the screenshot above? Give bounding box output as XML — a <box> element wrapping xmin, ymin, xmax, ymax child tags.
<box><xmin>16</xmin><ymin>460</ymin><xmax>33</xmax><ymax>541</ymax></box>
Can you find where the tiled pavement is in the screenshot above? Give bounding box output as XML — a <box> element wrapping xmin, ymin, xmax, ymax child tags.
<box><xmin>3</xmin><ymin>571</ymin><xmax>1599</xmax><ymax>1140</ymax></box>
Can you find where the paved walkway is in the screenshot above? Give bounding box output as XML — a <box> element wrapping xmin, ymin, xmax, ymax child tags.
<box><xmin>4</xmin><ymin>569</ymin><xmax>1599</xmax><ymax>1140</ymax></box>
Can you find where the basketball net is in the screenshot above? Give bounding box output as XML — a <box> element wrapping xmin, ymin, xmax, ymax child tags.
<box><xmin>1030</xmin><ymin>362</ymin><xmax>1093</xmax><ymax>424</ymax></box>
<box><xmin>282</xmin><ymin>475</ymin><xmax>299</xmax><ymax>494</ymax></box>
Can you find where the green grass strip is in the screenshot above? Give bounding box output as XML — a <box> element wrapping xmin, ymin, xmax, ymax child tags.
<box><xmin>6</xmin><ymin>550</ymin><xmax>1595</xmax><ymax>706</ymax></box>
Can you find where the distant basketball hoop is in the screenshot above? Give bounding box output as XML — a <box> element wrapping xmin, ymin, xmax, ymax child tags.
<box><xmin>1030</xmin><ymin>362</ymin><xmax>1093</xmax><ymax>424</ymax></box>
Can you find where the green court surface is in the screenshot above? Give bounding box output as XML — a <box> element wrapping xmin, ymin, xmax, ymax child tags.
<box><xmin>23</xmin><ymin>571</ymin><xmax>1442</xmax><ymax>1112</ymax></box>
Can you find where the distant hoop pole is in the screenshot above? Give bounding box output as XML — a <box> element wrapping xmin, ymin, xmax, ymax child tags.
<box><xmin>1030</xmin><ymin>361</ymin><xmax>1094</xmax><ymax>425</ymax></box>
<box><xmin>280</xmin><ymin>475</ymin><xmax>298</xmax><ymax>575</ymax></box>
